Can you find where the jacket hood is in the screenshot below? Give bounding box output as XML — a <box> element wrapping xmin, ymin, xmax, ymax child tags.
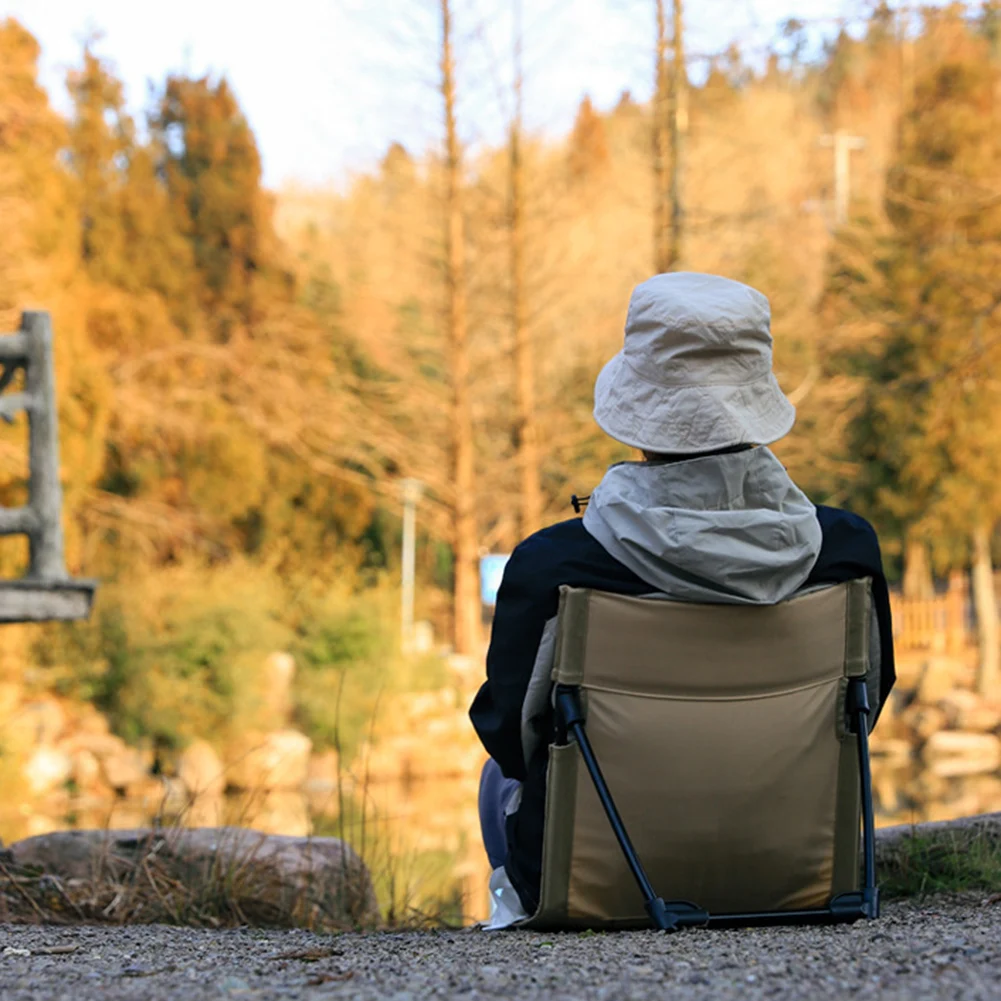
<box><xmin>581</xmin><ymin>447</ymin><xmax>822</xmax><ymax>605</ymax></box>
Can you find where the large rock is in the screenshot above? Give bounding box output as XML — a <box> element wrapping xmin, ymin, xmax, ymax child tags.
<box><xmin>923</xmin><ymin>730</ymin><xmax>1001</xmax><ymax>777</ymax></box>
<box><xmin>228</xmin><ymin>790</ymin><xmax>311</xmax><ymax>837</ymax></box>
<box><xmin>99</xmin><ymin>746</ymin><xmax>150</xmax><ymax>792</ymax></box>
<box><xmin>226</xmin><ymin>730</ymin><xmax>312</xmax><ymax>790</ymax></box>
<box><xmin>899</xmin><ymin>704</ymin><xmax>947</xmax><ymax>743</ymax></box>
<box><xmin>178</xmin><ymin>739</ymin><xmax>226</xmax><ymax>798</ymax></box>
<box><xmin>22</xmin><ymin>747</ymin><xmax>73</xmax><ymax>795</ymax></box>
<box><xmin>262</xmin><ymin>652</ymin><xmax>296</xmax><ymax>722</ymax></box>
<box><xmin>69</xmin><ymin>748</ymin><xmax>107</xmax><ymax>796</ymax></box>
<box><xmin>7</xmin><ymin>698</ymin><xmax>67</xmax><ymax>749</ymax></box>
<box><xmin>869</xmin><ymin>736</ymin><xmax>912</xmax><ymax>764</ymax></box>
<box><xmin>6</xmin><ymin>827</ymin><xmax>378</xmax><ymax>930</ymax></box>
<box><xmin>939</xmin><ymin>690</ymin><xmax>1001</xmax><ymax>733</ymax></box>
<box><xmin>917</xmin><ymin>657</ymin><xmax>964</xmax><ymax>704</ymax></box>
<box><xmin>72</xmin><ymin>703</ymin><xmax>112</xmax><ymax>736</ymax></box>
<box><xmin>304</xmin><ymin>748</ymin><xmax>340</xmax><ymax>801</ymax></box>
<box><xmin>877</xmin><ymin>810</ymin><xmax>1001</xmax><ymax>859</ymax></box>
<box><xmin>0</xmin><ymin>681</ymin><xmax>22</xmax><ymax>720</ymax></box>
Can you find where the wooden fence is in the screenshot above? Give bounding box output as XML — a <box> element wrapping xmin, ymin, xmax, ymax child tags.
<box><xmin>890</xmin><ymin>571</ymin><xmax>974</xmax><ymax>653</ymax></box>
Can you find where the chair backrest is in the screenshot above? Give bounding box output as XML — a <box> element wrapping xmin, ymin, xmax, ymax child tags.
<box><xmin>529</xmin><ymin>579</ymin><xmax>872</xmax><ymax>929</ymax></box>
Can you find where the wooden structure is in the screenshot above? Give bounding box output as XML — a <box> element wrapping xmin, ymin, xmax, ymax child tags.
<box><xmin>0</xmin><ymin>311</ymin><xmax>95</xmax><ymax>621</ymax></box>
<box><xmin>889</xmin><ymin>571</ymin><xmax>972</xmax><ymax>654</ymax></box>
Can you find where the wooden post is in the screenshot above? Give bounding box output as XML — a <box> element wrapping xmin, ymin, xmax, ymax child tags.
<box><xmin>22</xmin><ymin>311</ymin><xmax>67</xmax><ymax>581</ymax></box>
<box><xmin>0</xmin><ymin>313</ymin><xmax>95</xmax><ymax>621</ymax></box>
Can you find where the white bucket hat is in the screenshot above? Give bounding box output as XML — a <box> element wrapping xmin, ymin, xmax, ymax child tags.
<box><xmin>593</xmin><ymin>272</ymin><xmax>795</xmax><ymax>454</ymax></box>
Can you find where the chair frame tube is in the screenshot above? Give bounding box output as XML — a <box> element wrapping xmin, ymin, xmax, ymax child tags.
<box><xmin>554</xmin><ymin>676</ymin><xmax>879</xmax><ymax>930</ymax></box>
<box><xmin>555</xmin><ymin>685</ymin><xmax>675</xmax><ymax>930</ymax></box>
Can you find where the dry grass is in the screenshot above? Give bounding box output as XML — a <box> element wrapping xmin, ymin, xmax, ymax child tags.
<box><xmin>0</xmin><ymin>825</ymin><xmax>378</xmax><ymax>931</ymax></box>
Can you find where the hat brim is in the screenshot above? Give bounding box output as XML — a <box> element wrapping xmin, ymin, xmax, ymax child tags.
<box><xmin>593</xmin><ymin>352</ymin><xmax>796</xmax><ymax>454</ymax></box>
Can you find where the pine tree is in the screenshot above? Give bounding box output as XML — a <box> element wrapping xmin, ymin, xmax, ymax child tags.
<box><xmin>66</xmin><ymin>43</ymin><xmax>198</xmax><ymax>338</ymax></box>
<box><xmin>825</xmin><ymin>11</ymin><xmax>1001</xmax><ymax>691</ymax></box>
<box><xmin>151</xmin><ymin>75</ymin><xmax>272</xmax><ymax>339</ymax></box>
<box><xmin>66</xmin><ymin>43</ymin><xmax>131</xmax><ymax>285</ymax></box>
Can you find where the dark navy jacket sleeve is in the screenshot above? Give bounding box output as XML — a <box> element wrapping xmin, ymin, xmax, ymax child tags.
<box><xmin>469</xmin><ymin>519</ymin><xmax>653</xmax><ymax>782</ymax></box>
<box><xmin>468</xmin><ymin>537</ymin><xmax>561</xmax><ymax>781</ymax></box>
<box><xmin>809</xmin><ymin>505</ymin><xmax>896</xmax><ymax>717</ymax></box>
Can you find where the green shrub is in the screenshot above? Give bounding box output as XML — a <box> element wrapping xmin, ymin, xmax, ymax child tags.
<box><xmin>289</xmin><ymin>583</ymin><xmax>394</xmax><ymax>759</ymax></box>
<box><xmin>36</xmin><ymin>561</ymin><xmax>291</xmax><ymax>747</ymax></box>
<box><xmin>35</xmin><ymin>561</ymin><xmax>448</xmax><ymax>764</ymax></box>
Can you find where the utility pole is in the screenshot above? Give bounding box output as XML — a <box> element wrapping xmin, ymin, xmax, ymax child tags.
<box><xmin>509</xmin><ymin>0</ymin><xmax>541</xmax><ymax>539</ymax></box>
<box><xmin>898</xmin><ymin>5</ymin><xmax>914</xmax><ymax>145</ymax></box>
<box><xmin>400</xmin><ymin>478</ymin><xmax>423</xmax><ymax>654</ymax></box>
<box><xmin>820</xmin><ymin>130</ymin><xmax>865</xmax><ymax>226</ymax></box>
<box><xmin>440</xmin><ymin>0</ymin><xmax>481</xmax><ymax>656</ymax></box>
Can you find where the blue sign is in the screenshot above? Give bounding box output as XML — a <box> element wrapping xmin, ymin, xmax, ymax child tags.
<box><xmin>480</xmin><ymin>554</ymin><xmax>511</xmax><ymax>606</ymax></box>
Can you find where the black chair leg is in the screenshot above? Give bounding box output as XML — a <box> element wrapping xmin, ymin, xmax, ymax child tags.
<box><xmin>849</xmin><ymin>677</ymin><xmax>880</xmax><ymax>919</ymax></box>
<box><xmin>554</xmin><ymin>684</ymin><xmax>677</xmax><ymax>931</ymax></box>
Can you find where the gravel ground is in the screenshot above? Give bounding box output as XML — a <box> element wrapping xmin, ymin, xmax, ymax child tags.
<box><xmin>1</xmin><ymin>898</ymin><xmax>1000</xmax><ymax>1000</ymax></box>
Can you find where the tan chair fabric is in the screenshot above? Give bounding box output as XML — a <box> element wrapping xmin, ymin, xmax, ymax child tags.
<box><xmin>528</xmin><ymin>580</ymin><xmax>871</xmax><ymax>929</ymax></box>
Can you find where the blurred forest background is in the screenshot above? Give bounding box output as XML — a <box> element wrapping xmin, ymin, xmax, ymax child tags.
<box><xmin>1</xmin><ymin>0</ymin><xmax>1001</xmax><ymax>760</ymax></box>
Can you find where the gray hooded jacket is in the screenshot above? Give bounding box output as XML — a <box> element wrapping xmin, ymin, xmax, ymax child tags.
<box><xmin>582</xmin><ymin>447</ymin><xmax>823</xmax><ymax>605</ymax></box>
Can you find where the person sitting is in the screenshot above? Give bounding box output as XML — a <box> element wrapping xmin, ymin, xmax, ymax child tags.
<box><xmin>469</xmin><ymin>271</ymin><xmax>894</xmax><ymax>927</ymax></box>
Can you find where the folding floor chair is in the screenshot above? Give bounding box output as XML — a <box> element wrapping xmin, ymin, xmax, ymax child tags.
<box><xmin>523</xmin><ymin>579</ymin><xmax>879</xmax><ymax>931</ymax></box>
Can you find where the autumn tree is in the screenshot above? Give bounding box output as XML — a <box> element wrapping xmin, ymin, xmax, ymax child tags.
<box><xmin>65</xmin><ymin>43</ymin><xmax>132</xmax><ymax>285</ymax></box>
<box><xmin>824</xmin><ymin>10</ymin><xmax>1001</xmax><ymax>692</ymax></box>
<box><xmin>567</xmin><ymin>96</ymin><xmax>609</xmax><ymax>183</ymax></box>
<box><xmin>151</xmin><ymin>75</ymin><xmax>277</xmax><ymax>339</ymax></box>
<box><xmin>0</xmin><ymin>20</ymin><xmax>109</xmax><ymax>575</ymax></box>
<box><xmin>65</xmin><ymin>44</ymin><xmax>197</xmax><ymax>350</ymax></box>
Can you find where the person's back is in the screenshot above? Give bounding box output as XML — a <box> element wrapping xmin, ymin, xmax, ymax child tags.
<box><xmin>469</xmin><ymin>272</ymin><xmax>894</xmax><ymax>926</ymax></box>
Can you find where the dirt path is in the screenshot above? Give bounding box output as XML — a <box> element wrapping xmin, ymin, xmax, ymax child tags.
<box><xmin>1</xmin><ymin>897</ymin><xmax>999</xmax><ymax>1000</ymax></box>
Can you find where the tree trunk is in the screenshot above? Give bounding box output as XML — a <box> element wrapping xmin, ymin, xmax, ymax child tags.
<box><xmin>509</xmin><ymin>0</ymin><xmax>541</xmax><ymax>540</ymax></box>
<box><xmin>652</xmin><ymin>0</ymin><xmax>669</xmax><ymax>273</ymax></box>
<box><xmin>667</xmin><ymin>0</ymin><xmax>687</xmax><ymax>269</ymax></box>
<box><xmin>972</xmin><ymin>523</ymin><xmax>999</xmax><ymax>696</ymax></box>
<box><xmin>902</xmin><ymin>537</ymin><xmax>933</xmax><ymax>599</ymax></box>
<box><xmin>441</xmin><ymin>0</ymin><xmax>480</xmax><ymax>655</ymax></box>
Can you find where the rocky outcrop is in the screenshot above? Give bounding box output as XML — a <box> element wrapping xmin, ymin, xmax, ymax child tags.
<box><xmin>6</xmin><ymin>826</ymin><xmax>379</xmax><ymax>930</ymax></box>
<box><xmin>225</xmin><ymin>730</ymin><xmax>313</xmax><ymax>790</ymax></box>
<box><xmin>356</xmin><ymin>687</ymin><xmax>485</xmax><ymax>783</ymax></box>
<box><xmin>22</xmin><ymin>746</ymin><xmax>73</xmax><ymax>795</ymax></box>
<box><xmin>873</xmin><ymin>652</ymin><xmax>1001</xmax><ymax>781</ymax></box>
<box><xmin>923</xmin><ymin>731</ymin><xmax>1001</xmax><ymax>777</ymax></box>
<box><xmin>177</xmin><ymin>739</ymin><xmax>226</xmax><ymax>798</ymax></box>
<box><xmin>261</xmin><ymin>651</ymin><xmax>296</xmax><ymax>722</ymax></box>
